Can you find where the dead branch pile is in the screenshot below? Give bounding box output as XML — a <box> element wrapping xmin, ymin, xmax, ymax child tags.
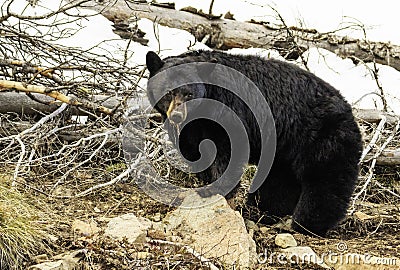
<box><xmin>351</xmin><ymin>113</ymin><xmax>400</xmax><ymax>213</ymax></box>
<box><xmin>0</xmin><ymin>0</ymin><xmax>144</xmax><ymax>112</ymax></box>
<box><xmin>0</xmin><ymin>0</ymin><xmax>147</xmax><ymax>197</ymax></box>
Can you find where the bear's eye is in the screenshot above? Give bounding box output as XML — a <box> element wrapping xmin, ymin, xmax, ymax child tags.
<box><xmin>186</xmin><ymin>93</ymin><xmax>193</xmax><ymax>98</ymax></box>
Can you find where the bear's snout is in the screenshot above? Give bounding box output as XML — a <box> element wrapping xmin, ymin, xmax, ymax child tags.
<box><xmin>167</xmin><ymin>98</ymin><xmax>187</xmax><ymax>124</ymax></box>
<box><xmin>170</xmin><ymin>110</ymin><xmax>185</xmax><ymax>124</ymax></box>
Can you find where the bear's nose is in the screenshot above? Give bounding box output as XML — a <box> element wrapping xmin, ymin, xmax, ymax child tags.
<box><xmin>170</xmin><ymin>111</ymin><xmax>184</xmax><ymax>124</ymax></box>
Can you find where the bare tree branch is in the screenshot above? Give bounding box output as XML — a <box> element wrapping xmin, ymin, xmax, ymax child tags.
<box><xmin>0</xmin><ymin>79</ymin><xmax>113</xmax><ymax>114</ymax></box>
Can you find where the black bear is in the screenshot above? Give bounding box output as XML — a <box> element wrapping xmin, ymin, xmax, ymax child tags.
<box><xmin>145</xmin><ymin>50</ymin><xmax>362</xmax><ymax>236</ymax></box>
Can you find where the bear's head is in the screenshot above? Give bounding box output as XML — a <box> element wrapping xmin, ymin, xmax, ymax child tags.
<box><xmin>146</xmin><ymin>51</ymin><xmax>211</xmax><ymax>125</ymax></box>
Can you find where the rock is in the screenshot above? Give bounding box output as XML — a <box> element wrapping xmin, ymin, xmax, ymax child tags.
<box><xmin>224</xmin><ymin>11</ymin><xmax>235</xmax><ymax>20</ymax></box>
<box><xmin>72</xmin><ymin>220</ymin><xmax>100</xmax><ymax>238</ymax></box>
<box><xmin>52</xmin><ymin>186</ymin><xmax>73</xmax><ymax>197</ymax></box>
<box><xmin>28</xmin><ymin>250</ymin><xmax>84</xmax><ymax>270</ymax></box>
<box><xmin>163</xmin><ymin>191</ymin><xmax>257</xmax><ymax>268</ymax></box>
<box><xmin>28</xmin><ymin>261</ymin><xmax>67</xmax><ymax>270</ymax></box>
<box><xmin>47</xmin><ymin>234</ymin><xmax>59</xmax><ymax>243</ymax></box>
<box><xmin>280</xmin><ymin>246</ymin><xmax>330</xmax><ymax>269</ymax></box>
<box><xmin>148</xmin><ymin>229</ymin><xmax>166</xmax><ymax>240</ymax></box>
<box><xmin>245</xmin><ymin>219</ymin><xmax>258</xmax><ymax>238</ymax></box>
<box><xmin>354</xmin><ymin>211</ymin><xmax>375</xmax><ymax>221</ymax></box>
<box><xmin>259</xmin><ymin>226</ymin><xmax>269</xmax><ymax>234</ymax></box>
<box><xmin>245</xmin><ymin>219</ymin><xmax>258</xmax><ymax>231</ymax></box>
<box><xmin>132</xmin><ymin>251</ymin><xmax>152</xmax><ymax>260</ymax></box>
<box><xmin>275</xmin><ymin>233</ymin><xmax>297</xmax><ymax>248</ymax></box>
<box><xmin>151</xmin><ymin>221</ymin><xmax>167</xmax><ymax>232</ymax></box>
<box><xmin>148</xmin><ymin>221</ymin><xmax>167</xmax><ymax>239</ymax></box>
<box><xmin>152</xmin><ymin>212</ymin><xmax>161</xmax><ymax>222</ymax></box>
<box><xmin>244</xmin><ymin>220</ymin><xmax>258</xmax><ymax>238</ymax></box>
<box><xmin>166</xmin><ymin>235</ymin><xmax>183</xmax><ymax>242</ymax></box>
<box><xmin>104</xmin><ymin>213</ymin><xmax>151</xmax><ymax>243</ymax></box>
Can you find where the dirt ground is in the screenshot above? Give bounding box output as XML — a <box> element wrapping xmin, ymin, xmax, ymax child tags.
<box><xmin>17</xmin><ymin>173</ymin><xmax>399</xmax><ymax>270</ymax></box>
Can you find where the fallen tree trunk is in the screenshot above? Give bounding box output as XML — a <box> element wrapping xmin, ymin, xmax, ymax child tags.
<box><xmin>353</xmin><ymin>108</ymin><xmax>399</xmax><ymax>124</ymax></box>
<box><xmin>82</xmin><ymin>1</ymin><xmax>400</xmax><ymax>72</ymax></box>
<box><xmin>372</xmin><ymin>149</ymin><xmax>400</xmax><ymax>166</ymax></box>
<box><xmin>0</xmin><ymin>92</ymin><xmax>150</xmax><ymax>116</ymax></box>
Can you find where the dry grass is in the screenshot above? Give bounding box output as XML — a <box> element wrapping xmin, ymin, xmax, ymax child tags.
<box><xmin>0</xmin><ymin>174</ymin><xmax>49</xmax><ymax>269</ymax></box>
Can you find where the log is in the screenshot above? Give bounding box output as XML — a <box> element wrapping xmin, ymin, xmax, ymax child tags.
<box><xmin>1</xmin><ymin>92</ymin><xmax>399</xmax><ymax>125</ymax></box>
<box><xmin>353</xmin><ymin>108</ymin><xmax>399</xmax><ymax>124</ymax></box>
<box><xmin>374</xmin><ymin>149</ymin><xmax>400</xmax><ymax>166</ymax></box>
<box><xmin>82</xmin><ymin>1</ymin><xmax>400</xmax><ymax>72</ymax></box>
<box><xmin>0</xmin><ymin>92</ymin><xmax>150</xmax><ymax>116</ymax></box>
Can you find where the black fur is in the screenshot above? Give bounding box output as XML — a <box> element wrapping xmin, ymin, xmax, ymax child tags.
<box><xmin>146</xmin><ymin>50</ymin><xmax>362</xmax><ymax>236</ymax></box>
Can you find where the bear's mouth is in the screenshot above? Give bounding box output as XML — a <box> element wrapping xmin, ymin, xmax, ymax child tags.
<box><xmin>167</xmin><ymin>99</ymin><xmax>187</xmax><ymax>124</ymax></box>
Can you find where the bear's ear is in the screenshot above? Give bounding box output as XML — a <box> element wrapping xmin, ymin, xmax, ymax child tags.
<box><xmin>146</xmin><ymin>51</ymin><xmax>164</xmax><ymax>76</ymax></box>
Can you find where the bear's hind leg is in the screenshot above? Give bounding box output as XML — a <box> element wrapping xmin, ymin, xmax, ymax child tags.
<box><xmin>292</xmin><ymin>157</ymin><xmax>359</xmax><ymax>236</ymax></box>
<box><xmin>291</xmin><ymin>114</ymin><xmax>361</xmax><ymax>236</ymax></box>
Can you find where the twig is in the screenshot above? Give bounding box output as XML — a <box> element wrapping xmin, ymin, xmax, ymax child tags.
<box><xmin>359</xmin><ymin>116</ymin><xmax>386</xmax><ymax>163</ymax></box>
<box><xmin>30</xmin><ymin>127</ymin><xmax>121</xmax><ymax>163</ymax></box>
<box><xmin>23</xmin><ymin>103</ymin><xmax>68</xmax><ymax>136</ymax></box>
<box><xmin>346</xmin><ymin>18</ymin><xmax>388</xmax><ymax>111</ymax></box>
<box><xmin>208</xmin><ymin>0</ymin><xmax>215</xmax><ymax>15</ymax></box>
<box><xmin>73</xmin><ymin>153</ymin><xmax>142</xmax><ymax>198</ymax></box>
<box><xmin>350</xmin><ymin>158</ymin><xmax>377</xmax><ymax>215</ymax></box>
<box><xmin>373</xmin><ymin>181</ymin><xmax>400</xmax><ymax>199</ymax></box>
<box><xmin>50</xmin><ymin>127</ymin><xmax>121</xmax><ymax>192</ymax></box>
<box><xmin>10</xmin><ymin>103</ymin><xmax>68</xmax><ymax>186</ymax></box>
<box><xmin>268</xmin><ymin>4</ymin><xmax>309</xmax><ymax>70</ymax></box>
<box><xmin>153</xmin><ymin>17</ymin><xmax>161</xmax><ymax>54</ymax></box>
<box><xmin>369</xmin><ymin>218</ymin><xmax>383</xmax><ymax>235</ymax></box>
<box><xmin>149</xmin><ymin>239</ymin><xmax>220</xmax><ymax>270</ymax></box>
<box><xmin>12</xmin><ymin>136</ymin><xmax>26</xmax><ymax>187</ymax></box>
<box><xmin>372</xmin><ymin>117</ymin><xmax>400</xmax><ymax>160</ymax></box>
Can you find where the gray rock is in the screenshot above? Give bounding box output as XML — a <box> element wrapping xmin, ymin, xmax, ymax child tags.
<box><xmin>104</xmin><ymin>213</ymin><xmax>151</xmax><ymax>243</ymax></box>
<box><xmin>71</xmin><ymin>220</ymin><xmax>100</xmax><ymax>237</ymax></box>
<box><xmin>152</xmin><ymin>212</ymin><xmax>161</xmax><ymax>222</ymax></box>
<box><xmin>163</xmin><ymin>191</ymin><xmax>257</xmax><ymax>268</ymax></box>
<box><xmin>29</xmin><ymin>261</ymin><xmax>68</xmax><ymax>270</ymax></box>
<box><xmin>244</xmin><ymin>219</ymin><xmax>258</xmax><ymax>231</ymax></box>
<box><xmin>275</xmin><ymin>233</ymin><xmax>297</xmax><ymax>248</ymax></box>
<box><xmin>259</xmin><ymin>226</ymin><xmax>269</xmax><ymax>234</ymax></box>
<box><xmin>28</xmin><ymin>250</ymin><xmax>84</xmax><ymax>270</ymax></box>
